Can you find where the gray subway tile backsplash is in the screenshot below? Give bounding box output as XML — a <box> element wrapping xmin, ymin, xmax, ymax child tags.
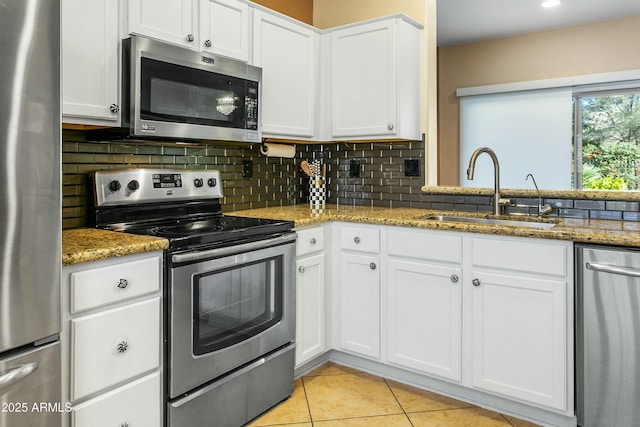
<box><xmin>62</xmin><ymin>130</ymin><xmax>640</xmax><ymax>229</ymax></box>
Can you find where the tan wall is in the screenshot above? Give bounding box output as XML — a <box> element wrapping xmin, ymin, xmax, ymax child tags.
<box><xmin>312</xmin><ymin>0</ymin><xmax>424</xmax><ymax>29</ymax></box>
<box><xmin>438</xmin><ymin>15</ymin><xmax>640</xmax><ymax>185</ymax></box>
<box><xmin>251</xmin><ymin>0</ymin><xmax>313</xmax><ymax>25</ymax></box>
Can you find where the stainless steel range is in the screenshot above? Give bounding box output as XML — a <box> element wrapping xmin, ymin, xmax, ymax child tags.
<box><xmin>94</xmin><ymin>168</ymin><xmax>296</xmax><ymax>427</ymax></box>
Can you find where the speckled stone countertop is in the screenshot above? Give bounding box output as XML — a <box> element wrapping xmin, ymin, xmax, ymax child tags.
<box><xmin>228</xmin><ymin>204</ymin><xmax>640</xmax><ymax>247</ymax></box>
<box><xmin>62</xmin><ymin>228</ymin><xmax>169</xmax><ymax>266</ymax></box>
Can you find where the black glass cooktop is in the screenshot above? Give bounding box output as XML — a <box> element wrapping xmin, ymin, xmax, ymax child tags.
<box><xmin>103</xmin><ymin>214</ymin><xmax>294</xmax><ymax>250</ymax></box>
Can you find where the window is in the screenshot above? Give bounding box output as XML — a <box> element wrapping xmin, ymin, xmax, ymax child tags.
<box><xmin>574</xmin><ymin>90</ymin><xmax>640</xmax><ymax>190</ymax></box>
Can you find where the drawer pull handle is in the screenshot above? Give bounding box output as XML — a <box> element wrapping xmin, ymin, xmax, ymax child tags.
<box><xmin>310</xmin><ymin>237</ymin><xmax>316</xmax><ymax>245</ymax></box>
<box><xmin>354</xmin><ymin>236</ymin><xmax>361</xmax><ymax>244</ymax></box>
<box><xmin>117</xmin><ymin>279</ymin><xmax>128</xmax><ymax>289</ymax></box>
<box><xmin>116</xmin><ymin>341</ymin><xmax>129</xmax><ymax>353</ymax></box>
<box><xmin>450</xmin><ymin>274</ymin><xmax>459</xmax><ymax>283</ymax></box>
<box><xmin>472</xmin><ymin>278</ymin><xmax>481</xmax><ymax>287</ymax></box>
<box><xmin>298</xmin><ymin>266</ymin><xmax>305</xmax><ymax>273</ymax></box>
<box><xmin>369</xmin><ymin>262</ymin><xmax>376</xmax><ymax>270</ymax></box>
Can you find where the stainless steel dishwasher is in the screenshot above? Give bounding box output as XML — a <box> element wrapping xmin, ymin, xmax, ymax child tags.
<box><xmin>576</xmin><ymin>244</ymin><xmax>640</xmax><ymax>427</ymax></box>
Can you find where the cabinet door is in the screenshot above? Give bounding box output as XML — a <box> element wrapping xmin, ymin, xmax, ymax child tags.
<box><xmin>295</xmin><ymin>253</ymin><xmax>325</xmax><ymax>366</ymax></box>
<box><xmin>199</xmin><ymin>0</ymin><xmax>248</xmax><ymax>61</ymax></box>
<box><xmin>62</xmin><ymin>0</ymin><xmax>119</xmax><ymax>124</ymax></box>
<box><xmin>339</xmin><ymin>253</ymin><xmax>380</xmax><ymax>359</ymax></box>
<box><xmin>330</xmin><ymin>19</ymin><xmax>396</xmax><ymax>138</ymax></box>
<box><xmin>252</xmin><ymin>10</ymin><xmax>318</xmax><ymax>138</ymax></box>
<box><xmin>470</xmin><ymin>271</ymin><xmax>567</xmax><ymax>411</ymax></box>
<box><xmin>387</xmin><ymin>259</ymin><xmax>462</xmax><ymax>382</ymax></box>
<box><xmin>128</xmin><ymin>0</ymin><xmax>196</xmax><ymax>48</ymax></box>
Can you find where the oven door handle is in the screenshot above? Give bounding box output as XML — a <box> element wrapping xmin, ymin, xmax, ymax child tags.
<box><xmin>171</xmin><ymin>233</ymin><xmax>297</xmax><ymax>264</ymax></box>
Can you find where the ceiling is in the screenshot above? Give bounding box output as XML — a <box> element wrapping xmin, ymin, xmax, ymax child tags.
<box><xmin>437</xmin><ymin>0</ymin><xmax>640</xmax><ymax>47</ymax></box>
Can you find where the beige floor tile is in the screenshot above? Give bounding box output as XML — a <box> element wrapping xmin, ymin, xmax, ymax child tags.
<box><xmin>247</xmin><ymin>379</ymin><xmax>311</xmax><ymax>426</ymax></box>
<box><xmin>304</xmin><ymin>361</ymin><xmax>361</xmax><ymax>377</ymax></box>
<box><xmin>303</xmin><ymin>372</ymin><xmax>403</xmax><ymax>421</ymax></box>
<box><xmin>504</xmin><ymin>414</ymin><xmax>543</xmax><ymax>427</ymax></box>
<box><xmin>386</xmin><ymin>379</ymin><xmax>474</xmax><ymax>413</ymax></box>
<box><xmin>314</xmin><ymin>414</ymin><xmax>413</xmax><ymax>426</ymax></box>
<box><xmin>408</xmin><ymin>407</ymin><xmax>512</xmax><ymax>427</ymax></box>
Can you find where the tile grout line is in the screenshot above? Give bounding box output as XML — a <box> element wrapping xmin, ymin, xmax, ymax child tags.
<box><xmin>383</xmin><ymin>377</ymin><xmax>416</xmax><ymax>427</ymax></box>
<box><xmin>300</xmin><ymin>376</ymin><xmax>314</xmax><ymax>427</ymax></box>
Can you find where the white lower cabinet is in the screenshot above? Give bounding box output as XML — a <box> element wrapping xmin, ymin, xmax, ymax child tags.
<box><xmin>332</xmin><ymin>223</ymin><xmax>573</xmax><ymax>414</ymax></box>
<box><xmin>62</xmin><ymin>251</ymin><xmax>163</xmax><ymax>426</ymax></box>
<box><xmin>295</xmin><ymin>226</ymin><xmax>327</xmax><ymax>367</ymax></box>
<box><xmin>387</xmin><ymin>259</ymin><xmax>462</xmax><ymax>382</ymax></box>
<box><xmin>468</xmin><ymin>237</ymin><xmax>569</xmax><ymax>411</ymax></box>
<box><xmin>71</xmin><ymin>372</ymin><xmax>161</xmax><ymax>427</ymax></box>
<box><xmin>336</xmin><ymin>225</ymin><xmax>380</xmax><ymax>359</ymax></box>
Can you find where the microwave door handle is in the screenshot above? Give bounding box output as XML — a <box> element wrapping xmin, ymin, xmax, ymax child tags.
<box><xmin>0</xmin><ymin>363</ymin><xmax>38</xmax><ymax>393</ymax></box>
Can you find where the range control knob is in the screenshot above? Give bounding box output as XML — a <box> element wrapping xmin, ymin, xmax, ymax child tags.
<box><xmin>207</xmin><ymin>178</ymin><xmax>217</xmax><ymax>187</ymax></box>
<box><xmin>194</xmin><ymin>178</ymin><xmax>204</xmax><ymax>188</ymax></box>
<box><xmin>108</xmin><ymin>180</ymin><xmax>121</xmax><ymax>192</ymax></box>
<box><xmin>127</xmin><ymin>180</ymin><xmax>140</xmax><ymax>191</ymax></box>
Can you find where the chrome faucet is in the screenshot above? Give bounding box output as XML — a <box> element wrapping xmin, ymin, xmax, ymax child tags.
<box><xmin>525</xmin><ymin>173</ymin><xmax>553</xmax><ymax>217</ymax></box>
<box><xmin>466</xmin><ymin>147</ymin><xmax>511</xmax><ymax>215</ymax></box>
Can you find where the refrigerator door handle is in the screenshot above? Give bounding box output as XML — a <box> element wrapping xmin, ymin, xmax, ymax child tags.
<box><xmin>0</xmin><ymin>362</ymin><xmax>38</xmax><ymax>393</ymax></box>
<box><xmin>586</xmin><ymin>261</ymin><xmax>640</xmax><ymax>278</ymax></box>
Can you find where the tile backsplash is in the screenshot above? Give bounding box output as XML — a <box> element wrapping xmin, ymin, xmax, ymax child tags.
<box><xmin>62</xmin><ymin>130</ymin><xmax>640</xmax><ymax>229</ymax></box>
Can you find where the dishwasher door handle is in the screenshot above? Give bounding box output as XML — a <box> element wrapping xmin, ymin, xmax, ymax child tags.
<box><xmin>586</xmin><ymin>262</ymin><xmax>640</xmax><ymax>278</ymax></box>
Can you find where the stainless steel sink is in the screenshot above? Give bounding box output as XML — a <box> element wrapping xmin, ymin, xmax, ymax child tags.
<box><xmin>421</xmin><ymin>214</ymin><xmax>557</xmax><ymax>229</ymax></box>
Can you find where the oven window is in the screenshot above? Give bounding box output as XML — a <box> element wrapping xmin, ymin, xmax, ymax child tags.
<box><xmin>193</xmin><ymin>256</ymin><xmax>283</xmax><ymax>355</ymax></box>
<box><xmin>140</xmin><ymin>57</ymin><xmax>250</xmax><ymax>129</ymax></box>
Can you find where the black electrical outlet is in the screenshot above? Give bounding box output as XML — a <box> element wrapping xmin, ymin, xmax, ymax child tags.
<box><xmin>242</xmin><ymin>160</ymin><xmax>253</xmax><ymax>178</ymax></box>
<box><xmin>349</xmin><ymin>159</ymin><xmax>361</xmax><ymax>178</ymax></box>
<box><xmin>404</xmin><ymin>159</ymin><xmax>420</xmax><ymax>177</ymax></box>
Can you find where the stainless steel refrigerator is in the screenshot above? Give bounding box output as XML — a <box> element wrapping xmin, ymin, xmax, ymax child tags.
<box><xmin>0</xmin><ymin>1</ymin><xmax>62</xmax><ymax>426</ymax></box>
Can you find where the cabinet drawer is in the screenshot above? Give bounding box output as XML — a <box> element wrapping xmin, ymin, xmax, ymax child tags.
<box><xmin>471</xmin><ymin>237</ymin><xmax>568</xmax><ymax>277</ymax></box>
<box><xmin>71</xmin><ymin>298</ymin><xmax>161</xmax><ymax>400</ymax></box>
<box><xmin>296</xmin><ymin>227</ymin><xmax>325</xmax><ymax>256</ymax></box>
<box><xmin>388</xmin><ymin>229</ymin><xmax>462</xmax><ymax>263</ymax></box>
<box><xmin>340</xmin><ymin>225</ymin><xmax>379</xmax><ymax>253</ymax></box>
<box><xmin>70</xmin><ymin>256</ymin><xmax>160</xmax><ymax>313</ymax></box>
<box><xmin>72</xmin><ymin>371</ymin><xmax>161</xmax><ymax>427</ymax></box>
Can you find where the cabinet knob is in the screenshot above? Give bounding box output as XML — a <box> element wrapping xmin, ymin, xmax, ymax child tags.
<box><xmin>310</xmin><ymin>237</ymin><xmax>317</xmax><ymax>245</ymax></box>
<box><xmin>116</xmin><ymin>341</ymin><xmax>129</xmax><ymax>353</ymax></box>
<box><xmin>354</xmin><ymin>236</ymin><xmax>361</xmax><ymax>244</ymax></box>
<box><xmin>369</xmin><ymin>262</ymin><xmax>376</xmax><ymax>270</ymax></box>
<box><xmin>110</xmin><ymin>103</ymin><xmax>119</xmax><ymax>114</ymax></box>
<box><xmin>117</xmin><ymin>278</ymin><xmax>128</xmax><ymax>289</ymax></box>
<box><xmin>387</xmin><ymin>123</ymin><xmax>395</xmax><ymax>131</ymax></box>
<box><xmin>450</xmin><ymin>274</ymin><xmax>459</xmax><ymax>283</ymax></box>
<box><xmin>121</xmin><ymin>423</ymin><xmax>129</xmax><ymax>427</ymax></box>
<box><xmin>204</xmin><ymin>39</ymin><xmax>212</xmax><ymax>48</ymax></box>
<box><xmin>186</xmin><ymin>33</ymin><xmax>194</xmax><ymax>42</ymax></box>
<box><xmin>298</xmin><ymin>265</ymin><xmax>305</xmax><ymax>273</ymax></box>
<box><xmin>472</xmin><ymin>278</ymin><xmax>481</xmax><ymax>287</ymax></box>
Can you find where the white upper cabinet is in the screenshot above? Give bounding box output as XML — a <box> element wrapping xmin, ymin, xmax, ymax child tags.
<box><xmin>328</xmin><ymin>16</ymin><xmax>422</xmax><ymax>140</ymax></box>
<box><xmin>200</xmin><ymin>0</ymin><xmax>249</xmax><ymax>61</ymax></box>
<box><xmin>252</xmin><ymin>8</ymin><xmax>319</xmax><ymax>139</ymax></box>
<box><xmin>62</xmin><ymin>0</ymin><xmax>120</xmax><ymax>125</ymax></box>
<box><xmin>127</xmin><ymin>0</ymin><xmax>197</xmax><ymax>48</ymax></box>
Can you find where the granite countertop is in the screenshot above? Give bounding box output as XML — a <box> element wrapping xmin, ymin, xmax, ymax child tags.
<box><xmin>62</xmin><ymin>228</ymin><xmax>169</xmax><ymax>266</ymax></box>
<box><xmin>227</xmin><ymin>204</ymin><xmax>640</xmax><ymax>247</ymax></box>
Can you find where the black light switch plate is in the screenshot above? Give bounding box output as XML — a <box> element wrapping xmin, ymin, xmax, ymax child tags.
<box><xmin>404</xmin><ymin>159</ymin><xmax>420</xmax><ymax>177</ymax></box>
<box><xmin>242</xmin><ymin>160</ymin><xmax>253</xmax><ymax>178</ymax></box>
<box><xmin>349</xmin><ymin>159</ymin><xmax>360</xmax><ymax>178</ymax></box>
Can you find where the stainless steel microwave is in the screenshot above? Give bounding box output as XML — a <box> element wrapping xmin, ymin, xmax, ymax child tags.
<box><xmin>122</xmin><ymin>36</ymin><xmax>261</xmax><ymax>142</ymax></box>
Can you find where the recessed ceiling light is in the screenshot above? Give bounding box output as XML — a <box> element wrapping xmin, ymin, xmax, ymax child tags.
<box><xmin>542</xmin><ymin>0</ymin><xmax>562</xmax><ymax>7</ymax></box>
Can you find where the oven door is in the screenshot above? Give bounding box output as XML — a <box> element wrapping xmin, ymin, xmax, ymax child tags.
<box><xmin>168</xmin><ymin>233</ymin><xmax>296</xmax><ymax>398</ymax></box>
